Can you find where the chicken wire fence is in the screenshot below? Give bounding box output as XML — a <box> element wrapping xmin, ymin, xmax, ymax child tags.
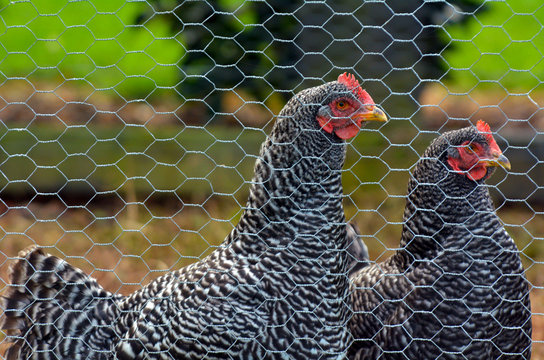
<box><xmin>0</xmin><ymin>0</ymin><xmax>542</xmax><ymax>358</ymax></box>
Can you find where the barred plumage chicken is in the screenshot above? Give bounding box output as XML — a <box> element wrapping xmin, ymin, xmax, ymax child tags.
<box><xmin>2</xmin><ymin>73</ymin><xmax>387</xmax><ymax>359</ymax></box>
<box><xmin>349</xmin><ymin>121</ymin><xmax>532</xmax><ymax>359</ymax></box>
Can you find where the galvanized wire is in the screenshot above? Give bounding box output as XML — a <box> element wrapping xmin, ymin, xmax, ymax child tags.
<box><xmin>0</xmin><ymin>0</ymin><xmax>541</xmax><ymax>357</ymax></box>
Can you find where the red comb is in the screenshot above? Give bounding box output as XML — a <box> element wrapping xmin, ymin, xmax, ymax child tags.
<box><xmin>476</xmin><ymin>120</ymin><xmax>501</xmax><ymax>153</ymax></box>
<box><xmin>337</xmin><ymin>72</ymin><xmax>374</xmax><ymax>105</ymax></box>
<box><xmin>476</xmin><ymin>120</ymin><xmax>493</xmax><ymax>142</ymax></box>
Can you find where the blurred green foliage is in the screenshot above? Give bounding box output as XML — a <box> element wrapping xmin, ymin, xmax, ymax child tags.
<box><xmin>141</xmin><ymin>0</ymin><xmax>305</xmax><ymax>109</ymax></box>
<box><xmin>0</xmin><ymin>0</ymin><xmax>483</xmax><ymax>106</ymax></box>
<box><xmin>0</xmin><ymin>0</ymin><xmax>183</xmax><ymax>99</ymax></box>
<box><xmin>444</xmin><ymin>0</ymin><xmax>543</xmax><ymax>92</ymax></box>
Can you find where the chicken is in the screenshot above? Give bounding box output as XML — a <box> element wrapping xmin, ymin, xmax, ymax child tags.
<box><xmin>2</xmin><ymin>73</ymin><xmax>387</xmax><ymax>360</ymax></box>
<box><xmin>349</xmin><ymin>121</ymin><xmax>532</xmax><ymax>359</ymax></box>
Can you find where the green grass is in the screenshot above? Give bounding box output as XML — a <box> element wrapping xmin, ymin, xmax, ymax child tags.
<box><xmin>0</xmin><ymin>124</ymin><xmax>265</xmax><ymax>199</ymax></box>
<box><xmin>0</xmin><ymin>123</ymin><xmax>423</xmax><ymax>203</ymax></box>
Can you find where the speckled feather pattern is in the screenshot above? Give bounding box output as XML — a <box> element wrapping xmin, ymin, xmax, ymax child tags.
<box><xmin>2</xmin><ymin>80</ymin><xmax>360</xmax><ymax>359</ymax></box>
<box><xmin>349</xmin><ymin>127</ymin><xmax>532</xmax><ymax>360</ymax></box>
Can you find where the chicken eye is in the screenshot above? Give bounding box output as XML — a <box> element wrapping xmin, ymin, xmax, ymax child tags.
<box><xmin>467</xmin><ymin>143</ymin><xmax>478</xmax><ymax>153</ymax></box>
<box><xmin>336</xmin><ymin>101</ymin><xmax>348</xmax><ymax>110</ymax></box>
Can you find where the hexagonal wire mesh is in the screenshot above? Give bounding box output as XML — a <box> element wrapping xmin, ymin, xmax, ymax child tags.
<box><xmin>0</xmin><ymin>0</ymin><xmax>542</xmax><ymax>358</ymax></box>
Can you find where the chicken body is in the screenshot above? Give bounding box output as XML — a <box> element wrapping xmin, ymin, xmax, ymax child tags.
<box><xmin>2</xmin><ymin>74</ymin><xmax>386</xmax><ymax>359</ymax></box>
<box><xmin>349</xmin><ymin>124</ymin><xmax>532</xmax><ymax>360</ymax></box>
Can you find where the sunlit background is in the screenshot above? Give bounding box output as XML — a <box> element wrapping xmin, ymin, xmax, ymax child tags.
<box><xmin>0</xmin><ymin>0</ymin><xmax>542</xmax><ymax>357</ymax></box>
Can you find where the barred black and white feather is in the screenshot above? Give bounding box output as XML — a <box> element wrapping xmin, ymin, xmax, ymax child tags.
<box><xmin>349</xmin><ymin>126</ymin><xmax>532</xmax><ymax>359</ymax></box>
<box><xmin>3</xmin><ymin>246</ymin><xmax>122</xmax><ymax>360</ymax></box>
<box><xmin>2</xmin><ymin>75</ymin><xmax>383</xmax><ymax>359</ymax></box>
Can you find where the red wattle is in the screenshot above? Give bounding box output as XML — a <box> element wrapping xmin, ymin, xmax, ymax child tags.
<box><xmin>468</xmin><ymin>165</ymin><xmax>487</xmax><ymax>181</ymax></box>
<box><xmin>334</xmin><ymin>123</ymin><xmax>360</xmax><ymax>140</ymax></box>
<box><xmin>447</xmin><ymin>157</ymin><xmax>488</xmax><ymax>181</ymax></box>
<box><xmin>447</xmin><ymin>158</ymin><xmax>464</xmax><ymax>175</ymax></box>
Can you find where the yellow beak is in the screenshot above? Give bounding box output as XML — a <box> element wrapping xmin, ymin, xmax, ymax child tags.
<box><xmin>479</xmin><ymin>153</ymin><xmax>511</xmax><ymax>170</ymax></box>
<box><xmin>352</xmin><ymin>106</ymin><xmax>388</xmax><ymax>124</ymax></box>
